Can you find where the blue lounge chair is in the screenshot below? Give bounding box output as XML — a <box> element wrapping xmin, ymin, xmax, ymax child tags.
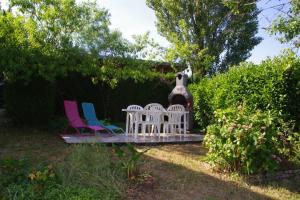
<box><xmin>81</xmin><ymin>102</ymin><xmax>124</xmax><ymax>134</ymax></box>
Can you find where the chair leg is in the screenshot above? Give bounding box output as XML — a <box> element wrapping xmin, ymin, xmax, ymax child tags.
<box><xmin>152</xmin><ymin>125</ymin><xmax>156</xmax><ymax>136</ymax></box>
<box><xmin>129</xmin><ymin>122</ymin><xmax>134</xmax><ymax>135</ymax></box>
<box><xmin>148</xmin><ymin>125</ymin><xmax>152</xmax><ymax>136</ymax></box>
<box><xmin>138</xmin><ymin>124</ymin><xmax>141</xmax><ymax>134</ymax></box>
<box><xmin>163</xmin><ymin>124</ymin><xmax>167</xmax><ymax>135</ymax></box>
<box><xmin>135</xmin><ymin>124</ymin><xmax>139</xmax><ymax>135</ymax></box>
<box><xmin>142</xmin><ymin>124</ymin><xmax>145</xmax><ymax>136</ymax></box>
<box><xmin>165</xmin><ymin>124</ymin><xmax>168</xmax><ymax>135</ymax></box>
<box><xmin>157</xmin><ymin>125</ymin><xmax>160</xmax><ymax>137</ymax></box>
<box><xmin>178</xmin><ymin>123</ymin><xmax>182</xmax><ymax>134</ymax></box>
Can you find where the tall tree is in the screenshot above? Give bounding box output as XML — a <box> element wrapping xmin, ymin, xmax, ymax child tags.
<box><xmin>270</xmin><ymin>0</ymin><xmax>300</xmax><ymax>48</ymax></box>
<box><xmin>0</xmin><ymin>0</ymin><xmax>116</xmax><ymax>82</ymax></box>
<box><xmin>0</xmin><ymin>0</ymin><xmax>166</xmax><ymax>85</ymax></box>
<box><xmin>225</xmin><ymin>0</ymin><xmax>299</xmax><ymax>49</ymax></box>
<box><xmin>146</xmin><ymin>0</ymin><xmax>262</xmax><ymax>75</ymax></box>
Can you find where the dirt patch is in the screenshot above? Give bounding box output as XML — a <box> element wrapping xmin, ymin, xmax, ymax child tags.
<box><xmin>127</xmin><ymin>175</ymin><xmax>156</xmax><ymax>200</ymax></box>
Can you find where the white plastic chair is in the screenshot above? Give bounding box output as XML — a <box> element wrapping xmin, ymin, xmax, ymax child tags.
<box><xmin>141</xmin><ymin>107</ymin><xmax>163</xmax><ymax>136</ymax></box>
<box><xmin>163</xmin><ymin>104</ymin><xmax>185</xmax><ymax>135</ymax></box>
<box><xmin>126</xmin><ymin>105</ymin><xmax>143</xmax><ymax>135</ymax></box>
<box><xmin>142</xmin><ymin>103</ymin><xmax>165</xmax><ymax>136</ymax></box>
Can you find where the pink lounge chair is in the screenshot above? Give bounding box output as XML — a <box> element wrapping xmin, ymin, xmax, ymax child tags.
<box><xmin>63</xmin><ymin>100</ymin><xmax>105</xmax><ymax>134</ymax></box>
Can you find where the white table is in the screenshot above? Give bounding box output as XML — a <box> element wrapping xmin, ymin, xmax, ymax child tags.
<box><xmin>122</xmin><ymin>109</ymin><xmax>188</xmax><ymax>137</ymax></box>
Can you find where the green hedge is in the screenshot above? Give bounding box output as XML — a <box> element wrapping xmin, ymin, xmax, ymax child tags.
<box><xmin>190</xmin><ymin>53</ymin><xmax>300</xmax><ymax>174</ymax></box>
<box><xmin>4</xmin><ymin>73</ymin><xmax>172</xmax><ymax>126</ymax></box>
<box><xmin>0</xmin><ymin>83</ymin><xmax>3</xmax><ymax>108</ymax></box>
<box><xmin>190</xmin><ymin>53</ymin><xmax>300</xmax><ymax>131</ymax></box>
<box><xmin>4</xmin><ymin>78</ymin><xmax>55</xmax><ymax>126</ymax></box>
<box><xmin>283</xmin><ymin>62</ymin><xmax>300</xmax><ymax>131</ymax></box>
<box><xmin>56</xmin><ymin>73</ymin><xmax>172</xmax><ymax>122</ymax></box>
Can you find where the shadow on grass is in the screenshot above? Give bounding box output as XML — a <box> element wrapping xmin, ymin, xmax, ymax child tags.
<box><xmin>138</xmin><ymin>154</ymin><xmax>271</xmax><ymax>200</ymax></box>
<box><xmin>137</xmin><ymin>144</ymin><xmax>300</xmax><ymax>200</ymax></box>
<box><xmin>251</xmin><ymin>177</ymin><xmax>300</xmax><ymax>197</ymax></box>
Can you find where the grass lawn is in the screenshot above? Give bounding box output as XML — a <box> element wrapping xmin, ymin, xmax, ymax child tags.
<box><xmin>1</xmin><ymin>127</ymin><xmax>300</xmax><ymax>200</ymax></box>
<box><xmin>0</xmin><ymin>127</ymin><xmax>70</xmax><ymax>164</ymax></box>
<box><xmin>138</xmin><ymin>145</ymin><xmax>300</xmax><ymax>200</ymax></box>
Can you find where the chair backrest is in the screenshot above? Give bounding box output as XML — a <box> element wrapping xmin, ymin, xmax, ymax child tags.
<box><xmin>126</xmin><ymin>105</ymin><xmax>143</xmax><ymax>122</ymax></box>
<box><xmin>167</xmin><ymin>104</ymin><xmax>185</xmax><ymax>123</ymax></box>
<box><xmin>64</xmin><ymin>100</ymin><xmax>86</xmax><ymax>128</ymax></box>
<box><xmin>82</xmin><ymin>102</ymin><xmax>101</xmax><ymax>126</ymax></box>
<box><xmin>147</xmin><ymin>109</ymin><xmax>162</xmax><ymax>123</ymax></box>
<box><xmin>144</xmin><ymin>103</ymin><xmax>164</xmax><ymax>122</ymax></box>
<box><xmin>167</xmin><ymin>104</ymin><xmax>185</xmax><ymax>112</ymax></box>
<box><xmin>144</xmin><ymin>103</ymin><xmax>165</xmax><ymax>111</ymax></box>
<box><xmin>127</xmin><ymin>105</ymin><xmax>143</xmax><ymax>110</ymax></box>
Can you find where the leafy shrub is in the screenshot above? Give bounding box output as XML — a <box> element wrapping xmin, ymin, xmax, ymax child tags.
<box><xmin>189</xmin><ymin>79</ymin><xmax>213</xmax><ymax>130</ymax></box>
<box><xmin>190</xmin><ymin>53</ymin><xmax>300</xmax><ymax>131</ymax></box>
<box><xmin>204</xmin><ymin>107</ymin><xmax>290</xmax><ymax>174</ymax></box>
<box><xmin>190</xmin><ymin>53</ymin><xmax>300</xmax><ymax>173</ymax></box>
<box><xmin>4</xmin><ymin>78</ymin><xmax>55</xmax><ymax>126</ymax></box>
<box><xmin>283</xmin><ymin>60</ymin><xmax>300</xmax><ymax>130</ymax></box>
<box><xmin>287</xmin><ymin>132</ymin><xmax>300</xmax><ymax>164</ymax></box>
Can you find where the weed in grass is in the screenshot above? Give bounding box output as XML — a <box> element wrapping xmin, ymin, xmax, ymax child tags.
<box><xmin>0</xmin><ymin>158</ymin><xmax>31</xmax><ymax>190</ymax></box>
<box><xmin>0</xmin><ymin>159</ymin><xmax>60</xmax><ymax>200</ymax></box>
<box><xmin>113</xmin><ymin>143</ymin><xmax>149</xmax><ymax>180</ymax></box>
<box><xmin>58</xmin><ymin>144</ymin><xmax>126</xmax><ymax>199</ymax></box>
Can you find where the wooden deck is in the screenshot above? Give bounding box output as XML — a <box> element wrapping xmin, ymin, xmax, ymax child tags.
<box><xmin>61</xmin><ymin>133</ymin><xmax>203</xmax><ymax>145</ymax></box>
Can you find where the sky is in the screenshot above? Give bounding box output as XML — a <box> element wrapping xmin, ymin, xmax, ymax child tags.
<box><xmin>101</xmin><ymin>0</ymin><xmax>291</xmax><ymax>64</ymax></box>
